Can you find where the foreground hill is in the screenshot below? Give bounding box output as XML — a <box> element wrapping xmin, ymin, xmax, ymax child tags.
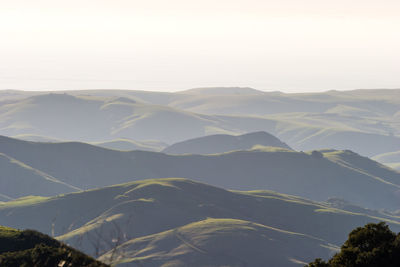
<box><xmin>0</xmin><ymin>226</ymin><xmax>108</xmax><ymax>267</ymax></box>
<box><xmin>163</xmin><ymin>131</ymin><xmax>291</xmax><ymax>155</ymax></box>
<box><xmin>4</xmin><ymin>178</ymin><xmax>400</xmax><ymax>266</ymax></box>
<box><xmin>1</xmin><ymin>136</ymin><xmax>400</xmax><ymax>210</ymax></box>
<box><xmin>100</xmin><ymin>218</ymin><xmax>333</xmax><ymax>267</ymax></box>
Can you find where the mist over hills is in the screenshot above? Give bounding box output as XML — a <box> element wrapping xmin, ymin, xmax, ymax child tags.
<box><xmin>0</xmin><ymin>88</ymin><xmax>399</xmax><ymax>157</ymax></box>
<box><xmin>2</xmin><ymin>178</ymin><xmax>400</xmax><ymax>266</ymax></box>
<box><xmin>163</xmin><ymin>131</ymin><xmax>291</xmax><ymax>155</ymax></box>
<box><xmin>0</xmin><ymin>93</ymin><xmax>221</xmax><ymax>143</ymax></box>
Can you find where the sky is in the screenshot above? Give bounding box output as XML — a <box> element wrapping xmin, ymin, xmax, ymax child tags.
<box><xmin>0</xmin><ymin>0</ymin><xmax>399</xmax><ymax>92</ymax></box>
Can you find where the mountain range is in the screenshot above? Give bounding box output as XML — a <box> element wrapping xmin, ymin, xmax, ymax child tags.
<box><xmin>1</xmin><ymin>88</ymin><xmax>400</xmax><ymax>157</ymax></box>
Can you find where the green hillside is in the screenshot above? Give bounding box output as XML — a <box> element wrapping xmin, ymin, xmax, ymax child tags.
<box><xmin>1</xmin><ymin>178</ymin><xmax>400</xmax><ymax>266</ymax></box>
<box><xmin>100</xmin><ymin>218</ymin><xmax>335</xmax><ymax>267</ymax></box>
<box><xmin>0</xmin><ymin>226</ymin><xmax>108</xmax><ymax>267</ymax></box>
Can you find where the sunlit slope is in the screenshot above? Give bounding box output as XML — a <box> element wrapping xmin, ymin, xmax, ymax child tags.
<box><xmin>163</xmin><ymin>131</ymin><xmax>291</xmax><ymax>155</ymax></box>
<box><xmin>2</xmin><ymin>178</ymin><xmax>400</xmax><ymax>265</ymax></box>
<box><xmin>1</xmin><ymin>135</ymin><xmax>400</xmax><ymax>210</ymax></box>
<box><xmin>100</xmin><ymin>218</ymin><xmax>335</xmax><ymax>267</ymax></box>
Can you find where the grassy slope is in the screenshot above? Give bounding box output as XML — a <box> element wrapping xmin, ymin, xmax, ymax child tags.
<box><xmin>0</xmin><ymin>178</ymin><xmax>400</xmax><ymax>266</ymax></box>
<box><xmin>1</xmin><ymin>178</ymin><xmax>400</xmax><ymax>263</ymax></box>
<box><xmin>100</xmin><ymin>218</ymin><xmax>336</xmax><ymax>267</ymax></box>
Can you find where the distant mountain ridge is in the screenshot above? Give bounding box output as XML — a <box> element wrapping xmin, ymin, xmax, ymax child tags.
<box><xmin>163</xmin><ymin>131</ymin><xmax>291</xmax><ymax>155</ymax></box>
<box><xmin>1</xmin><ymin>89</ymin><xmax>400</xmax><ymax>156</ymax></box>
<box><xmin>179</xmin><ymin>87</ymin><xmax>265</xmax><ymax>95</ymax></box>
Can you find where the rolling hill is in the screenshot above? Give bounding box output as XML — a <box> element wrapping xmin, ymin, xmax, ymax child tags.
<box><xmin>100</xmin><ymin>218</ymin><xmax>334</xmax><ymax>267</ymax></box>
<box><xmin>163</xmin><ymin>131</ymin><xmax>291</xmax><ymax>155</ymax></box>
<box><xmin>1</xmin><ymin>89</ymin><xmax>400</xmax><ymax>157</ymax></box>
<box><xmin>0</xmin><ymin>93</ymin><xmax>230</xmax><ymax>144</ymax></box>
<box><xmin>1</xmin><ymin>136</ymin><xmax>400</xmax><ymax>210</ymax></box>
<box><xmin>2</xmin><ymin>178</ymin><xmax>400</xmax><ymax>266</ymax></box>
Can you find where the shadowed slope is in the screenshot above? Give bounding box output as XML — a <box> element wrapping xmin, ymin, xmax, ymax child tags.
<box><xmin>1</xmin><ymin>136</ymin><xmax>400</xmax><ymax>210</ymax></box>
<box><xmin>0</xmin><ymin>152</ymin><xmax>79</xmax><ymax>199</ymax></box>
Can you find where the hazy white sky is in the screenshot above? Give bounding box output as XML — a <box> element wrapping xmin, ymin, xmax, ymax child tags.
<box><xmin>1</xmin><ymin>0</ymin><xmax>399</xmax><ymax>92</ymax></box>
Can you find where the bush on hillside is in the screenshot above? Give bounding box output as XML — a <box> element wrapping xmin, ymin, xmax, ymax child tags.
<box><xmin>0</xmin><ymin>227</ymin><xmax>108</xmax><ymax>267</ymax></box>
<box><xmin>306</xmin><ymin>222</ymin><xmax>400</xmax><ymax>267</ymax></box>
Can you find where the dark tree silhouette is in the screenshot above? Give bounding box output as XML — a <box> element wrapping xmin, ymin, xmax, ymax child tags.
<box><xmin>307</xmin><ymin>222</ymin><xmax>400</xmax><ymax>267</ymax></box>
